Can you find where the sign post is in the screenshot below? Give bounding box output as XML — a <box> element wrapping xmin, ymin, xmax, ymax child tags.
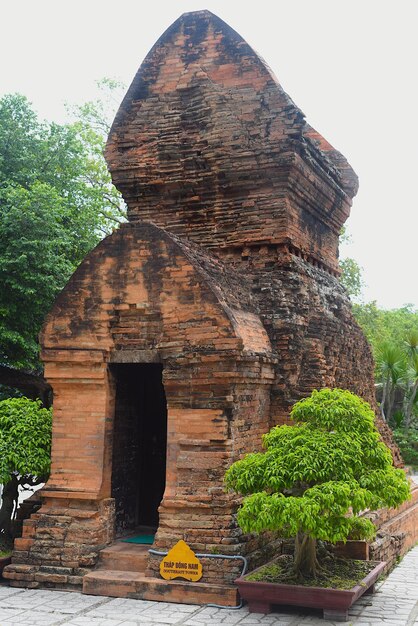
<box><xmin>160</xmin><ymin>540</ymin><xmax>203</xmax><ymax>582</ymax></box>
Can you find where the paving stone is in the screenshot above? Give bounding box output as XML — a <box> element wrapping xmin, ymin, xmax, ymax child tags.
<box><xmin>237</xmin><ymin>615</ymin><xmax>296</xmax><ymax>624</ymax></box>
<box><xmin>0</xmin><ymin>589</ymin><xmax>107</xmax><ymax>614</ymax></box>
<box><xmin>0</xmin><ymin>586</ymin><xmax>25</xmax><ymax>598</ymax></box>
<box><xmin>1</xmin><ymin>545</ymin><xmax>418</xmax><ymax>625</ymax></box>
<box><xmin>0</xmin><ymin>608</ymin><xmax>64</xmax><ymax>624</ymax></box>
<box><xmin>65</xmin><ymin>618</ymin><xmax>126</xmax><ymax>626</ymax></box>
<box><xmin>0</xmin><ymin>607</ymin><xmax>26</xmax><ymax>620</ymax></box>
<box><xmin>90</xmin><ymin>598</ymin><xmax>201</xmax><ymax>622</ymax></box>
<box><xmin>88</xmin><ymin>597</ymin><xmax>159</xmax><ymax>615</ymax></box>
<box><xmin>183</xmin><ymin>606</ymin><xmax>247</xmax><ymax>624</ymax></box>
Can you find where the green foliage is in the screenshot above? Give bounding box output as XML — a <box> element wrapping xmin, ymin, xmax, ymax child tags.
<box><xmin>225</xmin><ymin>389</ymin><xmax>410</xmax><ymax>547</ymax></box>
<box><xmin>339</xmin><ymin>228</ymin><xmax>364</xmax><ymax>300</ymax></box>
<box><xmin>0</xmin><ymin>182</ymin><xmax>75</xmax><ymax>367</ymax></box>
<box><xmin>0</xmin><ymin>397</ymin><xmax>52</xmax><ymax>484</ymax></box>
<box><xmin>377</xmin><ymin>343</ymin><xmax>405</xmax><ymax>381</ymax></box>
<box><xmin>339</xmin><ymin>232</ymin><xmax>418</xmax><ymax>458</ymax></box>
<box><xmin>353</xmin><ymin>302</ymin><xmax>418</xmax><ymax>354</ymax></box>
<box><xmin>352</xmin><ymin>302</ymin><xmax>418</xmax><ymax>425</ymax></box>
<box><xmin>0</xmin><ymin>88</ymin><xmax>125</xmax><ymax>371</ymax></box>
<box><xmin>339</xmin><ymin>257</ymin><xmax>363</xmax><ymax>300</ymax></box>
<box><xmin>392</xmin><ymin>429</ymin><xmax>418</xmax><ymax>469</ymax></box>
<box><xmin>0</xmin><ymin>549</ymin><xmax>12</xmax><ymax>557</ymax></box>
<box><xmin>65</xmin><ymin>78</ymin><xmax>126</xmax><ymax>234</ymax></box>
<box><xmin>375</xmin><ymin>342</ymin><xmax>406</xmax><ymax>423</ymax></box>
<box><xmin>374</xmin><ymin>332</ymin><xmax>418</xmax><ymax>425</ymax></box>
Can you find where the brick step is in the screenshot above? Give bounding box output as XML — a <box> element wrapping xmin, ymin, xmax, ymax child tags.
<box><xmin>97</xmin><ymin>542</ymin><xmax>149</xmax><ymax>572</ymax></box>
<box><xmin>83</xmin><ymin>569</ymin><xmax>145</xmax><ymax>597</ymax></box>
<box><xmin>82</xmin><ymin>569</ymin><xmax>239</xmax><ymax>606</ymax></box>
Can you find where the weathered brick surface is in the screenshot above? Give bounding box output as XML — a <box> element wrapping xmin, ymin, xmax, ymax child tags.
<box><xmin>7</xmin><ymin>220</ymin><xmax>274</xmax><ymax>588</ymax></box>
<box><xmin>366</xmin><ymin>484</ymin><xmax>418</xmax><ymax>570</ymax></box>
<box><xmin>7</xmin><ymin>10</ymin><xmax>413</xmax><ymax>594</ymax></box>
<box><xmin>104</xmin><ymin>10</ymin><xmax>397</xmax><ymax>453</ymax></box>
<box><xmin>106</xmin><ymin>12</ymin><xmax>356</xmax><ymax>275</ymax></box>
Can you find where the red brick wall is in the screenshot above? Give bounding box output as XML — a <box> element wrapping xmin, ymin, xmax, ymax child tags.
<box><xmin>104</xmin><ymin>10</ymin><xmax>400</xmax><ymax>460</ymax></box>
<box><xmin>6</xmin><ymin>222</ymin><xmax>274</xmax><ymax>587</ymax></box>
<box><xmin>106</xmin><ymin>11</ymin><xmax>355</xmax><ymax>274</ymax></box>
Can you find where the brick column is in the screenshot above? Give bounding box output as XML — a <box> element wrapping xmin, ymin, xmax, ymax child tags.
<box><xmin>4</xmin><ymin>349</ymin><xmax>117</xmax><ymax>589</ymax></box>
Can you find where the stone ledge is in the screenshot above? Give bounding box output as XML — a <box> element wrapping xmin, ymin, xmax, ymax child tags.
<box><xmin>3</xmin><ymin>563</ymin><xmax>84</xmax><ymax>591</ymax></box>
<box><xmin>82</xmin><ymin>569</ymin><xmax>239</xmax><ymax>606</ymax></box>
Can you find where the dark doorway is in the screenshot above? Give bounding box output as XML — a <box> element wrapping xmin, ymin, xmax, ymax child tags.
<box><xmin>110</xmin><ymin>363</ymin><xmax>167</xmax><ymax>537</ymax></box>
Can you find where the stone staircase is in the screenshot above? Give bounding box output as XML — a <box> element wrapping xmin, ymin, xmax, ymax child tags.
<box><xmin>82</xmin><ymin>540</ymin><xmax>238</xmax><ymax>606</ymax></box>
<box><xmin>82</xmin><ymin>541</ymin><xmax>150</xmax><ymax>598</ymax></box>
<box><xmin>95</xmin><ymin>541</ymin><xmax>150</xmax><ymax>573</ymax></box>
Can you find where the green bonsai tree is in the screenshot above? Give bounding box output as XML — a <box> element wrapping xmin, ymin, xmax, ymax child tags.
<box><xmin>225</xmin><ymin>388</ymin><xmax>411</xmax><ymax>579</ymax></box>
<box><xmin>0</xmin><ymin>398</ymin><xmax>52</xmax><ymax>543</ymax></box>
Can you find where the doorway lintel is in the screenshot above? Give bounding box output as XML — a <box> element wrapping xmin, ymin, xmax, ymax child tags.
<box><xmin>109</xmin><ymin>349</ymin><xmax>160</xmax><ymax>364</ymax></box>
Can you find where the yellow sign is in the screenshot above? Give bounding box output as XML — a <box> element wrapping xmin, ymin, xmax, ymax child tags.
<box><xmin>160</xmin><ymin>540</ymin><xmax>203</xmax><ymax>582</ymax></box>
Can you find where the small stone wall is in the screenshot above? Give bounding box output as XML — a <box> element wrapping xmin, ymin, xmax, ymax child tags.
<box><xmin>4</xmin><ymin>498</ymin><xmax>115</xmax><ymax>590</ymax></box>
<box><xmin>367</xmin><ymin>484</ymin><xmax>418</xmax><ymax>570</ymax></box>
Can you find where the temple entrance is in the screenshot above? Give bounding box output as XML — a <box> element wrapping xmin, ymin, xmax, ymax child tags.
<box><xmin>110</xmin><ymin>363</ymin><xmax>167</xmax><ymax>537</ymax></box>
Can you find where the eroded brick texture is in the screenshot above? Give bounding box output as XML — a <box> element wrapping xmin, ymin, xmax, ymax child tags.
<box><xmin>6</xmin><ymin>223</ymin><xmax>274</xmax><ymax>589</ymax></box>
<box><xmin>6</xmin><ymin>10</ymin><xmax>410</xmax><ymax>595</ymax></box>
<box><xmin>105</xmin><ymin>10</ymin><xmax>397</xmax><ymax>450</ymax></box>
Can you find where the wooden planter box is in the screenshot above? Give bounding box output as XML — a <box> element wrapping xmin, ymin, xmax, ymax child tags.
<box><xmin>236</xmin><ymin>560</ymin><xmax>386</xmax><ymax>621</ymax></box>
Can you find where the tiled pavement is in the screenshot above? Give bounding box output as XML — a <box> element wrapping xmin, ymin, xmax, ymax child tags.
<box><xmin>0</xmin><ymin>546</ymin><xmax>417</xmax><ymax>625</ymax></box>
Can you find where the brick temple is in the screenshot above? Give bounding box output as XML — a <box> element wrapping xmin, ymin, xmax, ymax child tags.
<box><xmin>5</xmin><ymin>11</ymin><xmax>417</xmax><ymax>603</ymax></box>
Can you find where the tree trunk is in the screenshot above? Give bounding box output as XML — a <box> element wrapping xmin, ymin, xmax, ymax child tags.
<box><xmin>387</xmin><ymin>379</ymin><xmax>396</xmax><ymax>424</ymax></box>
<box><xmin>380</xmin><ymin>379</ymin><xmax>388</xmax><ymax>421</ymax></box>
<box><xmin>293</xmin><ymin>531</ymin><xmax>319</xmax><ymax>578</ymax></box>
<box><xmin>0</xmin><ymin>475</ymin><xmax>19</xmax><ymax>539</ymax></box>
<box><xmin>404</xmin><ymin>379</ymin><xmax>418</xmax><ymax>429</ymax></box>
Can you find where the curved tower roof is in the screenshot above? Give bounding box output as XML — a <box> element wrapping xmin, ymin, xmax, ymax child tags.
<box><xmin>105</xmin><ymin>10</ymin><xmax>358</xmax><ymax>272</ymax></box>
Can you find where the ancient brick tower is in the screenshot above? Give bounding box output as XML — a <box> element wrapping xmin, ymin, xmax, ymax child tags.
<box><xmin>6</xmin><ymin>11</ymin><xmax>416</xmax><ymax>602</ymax></box>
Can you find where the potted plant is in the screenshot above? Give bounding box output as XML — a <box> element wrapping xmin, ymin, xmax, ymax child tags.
<box><xmin>225</xmin><ymin>389</ymin><xmax>411</xmax><ymax>620</ymax></box>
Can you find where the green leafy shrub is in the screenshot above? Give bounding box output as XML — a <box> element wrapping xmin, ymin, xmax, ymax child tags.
<box><xmin>225</xmin><ymin>389</ymin><xmax>411</xmax><ymax>578</ymax></box>
<box><xmin>0</xmin><ymin>397</ymin><xmax>52</xmax><ymax>538</ymax></box>
<box><xmin>0</xmin><ymin>397</ymin><xmax>51</xmax><ymax>483</ymax></box>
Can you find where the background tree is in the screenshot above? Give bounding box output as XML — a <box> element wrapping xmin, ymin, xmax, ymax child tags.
<box><xmin>376</xmin><ymin>343</ymin><xmax>406</xmax><ymax>423</ymax></box>
<box><xmin>225</xmin><ymin>389</ymin><xmax>410</xmax><ymax>579</ymax></box>
<box><xmin>339</xmin><ymin>227</ymin><xmax>364</xmax><ymax>301</ymax></box>
<box><xmin>353</xmin><ymin>302</ymin><xmax>418</xmax><ymax>354</ymax></box>
<box><xmin>402</xmin><ymin>331</ymin><xmax>418</xmax><ymax>427</ymax></box>
<box><xmin>0</xmin><ymin>397</ymin><xmax>52</xmax><ymax>543</ymax></box>
<box><xmin>65</xmin><ymin>78</ymin><xmax>126</xmax><ymax>232</ymax></box>
<box><xmin>375</xmin><ymin>332</ymin><xmax>418</xmax><ymax>426</ymax></box>
<box><xmin>352</xmin><ymin>302</ymin><xmax>418</xmax><ymax>462</ymax></box>
<box><xmin>339</xmin><ymin>257</ymin><xmax>363</xmax><ymax>300</ymax></box>
<box><xmin>0</xmin><ymin>88</ymin><xmax>125</xmax><ymax>379</ymax></box>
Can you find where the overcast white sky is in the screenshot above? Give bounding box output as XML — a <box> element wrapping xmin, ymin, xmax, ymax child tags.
<box><xmin>1</xmin><ymin>0</ymin><xmax>417</xmax><ymax>309</ymax></box>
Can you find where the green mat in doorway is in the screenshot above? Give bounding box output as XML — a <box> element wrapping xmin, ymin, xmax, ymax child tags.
<box><xmin>121</xmin><ymin>535</ymin><xmax>155</xmax><ymax>544</ymax></box>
